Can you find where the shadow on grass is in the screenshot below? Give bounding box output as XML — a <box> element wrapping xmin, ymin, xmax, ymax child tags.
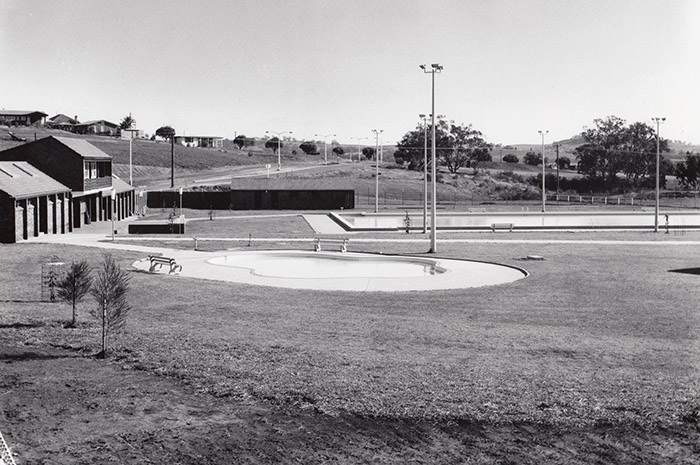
<box><xmin>669</xmin><ymin>268</ymin><xmax>700</xmax><ymax>275</ymax></box>
<box><xmin>0</xmin><ymin>322</ymin><xmax>46</xmax><ymax>329</ymax></box>
<box><xmin>0</xmin><ymin>351</ymin><xmax>82</xmax><ymax>362</ymax></box>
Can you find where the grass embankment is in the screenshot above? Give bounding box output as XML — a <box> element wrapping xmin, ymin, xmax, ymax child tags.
<box><xmin>1</xmin><ymin>230</ymin><xmax>699</xmax><ymax>463</ymax></box>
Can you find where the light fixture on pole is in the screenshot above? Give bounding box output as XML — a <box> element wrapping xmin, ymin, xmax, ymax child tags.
<box><xmin>419</xmin><ymin>113</ymin><xmax>429</xmax><ymax>234</ymax></box>
<box><xmin>420</xmin><ymin>63</ymin><xmax>443</xmax><ymax>253</ymax></box>
<box><xmin>265</xmin><ymin>130</ymin><xmax>292</xmax><ymax>171</ymax></box>
<box><xmin>372</xmin><ymin>129</ymin><xmax>383</xmax><ymax>213</ymax></box>
<box><xmin>315</xmin><ymin>133</ymin><xmax>336</xmax><ymax>165</ymax></box>
<box><xmin>652</xmin><ymin>117</ymin><xmax>666</xmax><ymax>232</ymax></box>
<box><xmin>538</xmin><ymin>130</ymin><xmax>549</xmax><ymax>212</ymax></box>
<box><xmin>350</xmin><ymin>136</ymin><xmax>367</xmax><ymax>163</ymax></box>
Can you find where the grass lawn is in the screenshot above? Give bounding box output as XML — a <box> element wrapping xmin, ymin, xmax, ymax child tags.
<box><xmin>1</xmin><ymin>222</ymin><xmax>699</xmax><ymax>463</ymax></box>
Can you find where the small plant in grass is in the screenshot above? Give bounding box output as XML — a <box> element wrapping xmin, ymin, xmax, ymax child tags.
<box><xmin>56</xmin><ymin>260</ymin><xmax>92</xmax><ymax>328</ymax></box>
<box><xmin>90</xmin><ymin>254</ymin><xmax>131</xmax><ymax>359</ymax></box>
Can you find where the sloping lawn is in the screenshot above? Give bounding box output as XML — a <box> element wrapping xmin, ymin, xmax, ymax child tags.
<box><xmin>0</xmin><ymin>237</ymin><xmax>698</xmax><ymax>463</ymax></box>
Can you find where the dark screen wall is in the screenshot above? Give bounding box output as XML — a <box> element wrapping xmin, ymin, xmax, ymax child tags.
<box><xmin>146</xmin><ymin>189</ymin><xmax>354</xmax><ymax>210</ymax></box>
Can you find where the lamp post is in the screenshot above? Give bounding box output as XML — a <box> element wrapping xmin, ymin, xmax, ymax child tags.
<box><xmin>538</xmin><ymin>130</ymin><xmax>548</xmax><ymax>212</ymax></box>
<box><xmin>170</xmin><ymin>134</ymin><xmax>175</xmax><ymax>188</ymax></box>
<box><xmin>372</xmin><ymin>129</ymin><xmax>383</xmax><ymax>213</ymax></box>
<box><xmin>350</xmin><ymin>136</ymin><xmax>367</xmax><ymax>163</ymax></box>
<box><xmin>315</xmin><ymin>133</ymin><xmax>336</xmax><ymax>165</ymax></box>
<box><xmin>420</xmin><ymin>63</ymin><xmax>442</xmax><ymax>253</ymax></box>
<box><xmin>419</xmin><ymin>113</ymin><xmax>429</xmax><ymax>234</ymax></box>
<box><xmin>652</xmin><ymin>117</ymin><xmax>666</xmax><ymax>232</ymax></box>
<box><xmin>265</xmin><ymin>130</ymin><xmax>292</xmax><ymax>171</ymax></box>
<box><xmin>123</xmin><ymin>128</ymin><xmax>139</xmax><ymax>186</ymax></box>
<box><xmin>110</xmin><ymin>188</ymin><xmax>116</xmax><ymax>241</ymax></box>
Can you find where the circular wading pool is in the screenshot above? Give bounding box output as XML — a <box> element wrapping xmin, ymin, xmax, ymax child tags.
<box><xmin>201</xmin><ymin>250</ymin><xmax>528</xmax><ymax>292</ymax></box>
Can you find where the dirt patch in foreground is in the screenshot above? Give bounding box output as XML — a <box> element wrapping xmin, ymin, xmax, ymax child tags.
<box><xmin>1</xmin><ymin>345</ymin><xmax>698</xmax><ymax>465</ymax></box>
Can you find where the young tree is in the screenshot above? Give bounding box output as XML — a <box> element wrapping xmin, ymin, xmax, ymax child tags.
<box><xmin>155</xmin><ymin>126</ymin><xmax>176</xmax><ymax>141</ymax></box>
<box><xmin>90</xmin><ymin>254</ymin><xmax>131</xmax><ymax>359</ymax></box>
<box><xmin>56</xmin><ymin>261</ymin><xmax>92</xmax><ymax>328</ymax></box>
<box><xmin>503</xmin><ymin>154</ymin><xmax>519</xmax><ymax>164</ymax></box>
<box><xmin>332</xmin><ymin>146</ymin><xmax>344</xmax><ymax>157</ymax></box>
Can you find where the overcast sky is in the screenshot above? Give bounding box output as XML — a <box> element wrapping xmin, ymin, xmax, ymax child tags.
<box><xmin>1</xmin><ymin>0</ymin><xmax>698</xmax><ymax>145</ymax></box>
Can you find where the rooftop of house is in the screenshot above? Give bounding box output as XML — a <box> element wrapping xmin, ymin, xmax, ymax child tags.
<box><xmin>0</xmin><ymin>161</ymin><xmax>70</xmax><ymax>199</ymax></box>
<box><xmin>51</xmin><ymin>136</ymin><xmax>113</xmax><ymax>160</ymax></box>
<box><xmin>0</xmin><ymin>110</ymin><xmax>48</xmax><ymax>117</ymax></box>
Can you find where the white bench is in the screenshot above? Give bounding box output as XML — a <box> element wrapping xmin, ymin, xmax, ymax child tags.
<box><xmin>491</xmin><ymin>223</ymin><xmax>514</xmax><ymax>232</ymax></box>
<box><xmin>148</xmin><ymin>255</ymin><xmax>182</xmax><ymax>274</ymax></box>
<box><xmin>314</xmin><ymin>236</ymin><xmax>349</xmax><ymax>252</ymax></box>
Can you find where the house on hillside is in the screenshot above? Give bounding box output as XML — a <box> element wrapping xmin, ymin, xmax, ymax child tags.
<box><xmin>0</xmin><ymin>161</ymin><xmax>72</xmax><ymax>243</ymax></box>
<box><xmin>173</xmin><ymin>135</ymin><xmax>224</xmax><ymax>149</ymax></box>
<box><xmin>46</xmin><ymin>114</ymin><xmax>80</xmax><ymax>131</ymax></box>
<box><xmin>0</xmin><ymin>136</ymin><xmax>135</xmax><ymax>231</ymax></box>
<box><xmin>0</xmin><ymin>110</ymin><xmax>48</xmax><ymax>127</ymax></box>
<box><xmin>72</xmin><ymin>120</ymin><xmax>119</xmax><ymax>136</ymax></box>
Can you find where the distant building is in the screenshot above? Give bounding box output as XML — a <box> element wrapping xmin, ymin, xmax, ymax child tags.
<box><xmin>0</xmin><ymin>161</ymin><xmax>72</xmax><ymax>243</ymax></box>
<box><xmin>0</xmin><ymin>136</ymin><xmax>135</xmax><ymax>236</ymax></box>
<box><xmin>72</xmin><ymin>120</ymin><xmax>119</xmax><ymax>136</ymax></box>
<box><xmin>0</xmin><ymin>110</ymin><xmax>48</xmax><ymax>127</ymax></box>
<box><xmin>120</xmin><ymin>128</ymin><xmax>144</xmax><ymax>139</ymax></box>
<box><xmin>46</xmin><ymin>114</ymin><xmax>80</xmax><ymax>131</ymax></box>
<box><xmin>174</xmin><ymin>135</ymin><xmax>224</xmax><ymax>149</ymax></box>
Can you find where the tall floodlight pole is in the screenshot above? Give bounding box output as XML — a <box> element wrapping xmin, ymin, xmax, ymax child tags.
<box><xmin>265</xmin><ymin>130</ymin><xmax>292</xmax><ymax>171</ymax></box>
<box><xmin>538</xmin><ymin>130</ymin><xmax>549</xmax><ymax>212</ymax></box>
<box><xmin>315</xmin><ymin>133</ymin><xmax>336</xmax><ymax>165</ymax></box>
<box><xmin>419</xmin><ymin>114</ymin><xmax>429</xmax><ymax>234</ymax></box>
<box><xmin>350</xmin><ymin>136</ymin><xmax>367</xmax><ymax>163</ymax></box>
<box><xmin>372</xmin><ymin>129</ymin><xmax>383</xmax><ymax>213</ymax></box>
<box><xmin>170</xmin><ymin>134</ymin><xmax>175</xmax><ymax>188</ymax></box>
<box><xmin>652</xmin><ymin>117</ymin><xmax>666</xmax><ymax>232</ymax></box>
<box><xmin>421</xmin><ymin>63</ymin><xmax>442</xmax><ymax>253</ymax></box>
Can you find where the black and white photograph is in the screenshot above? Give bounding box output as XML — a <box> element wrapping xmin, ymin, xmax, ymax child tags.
<box><xmin>0</xmin><ymin>0</ymin><xmax>698</xmax><ymax>463</ymax></box>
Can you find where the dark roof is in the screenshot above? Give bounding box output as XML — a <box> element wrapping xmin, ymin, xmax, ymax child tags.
<box><xmin>74</xmin><ymin>120</ymin><xmax>118</xmax><ymax>128</ymax></box>
<box><xmin>48</xmin><ymin>114</ymin><xmax>79</xmax><ymax>124</ymax></box>
<box><xmin>52</xmin><ymin>137</ymin><xmax>112</xmax><ymax>160</ymax></box>
<box><xmin>0</xmin><ymin>110</ymin><xmax>48</xmax><ymax>117</ymax></box>
<box><xmin>227</xmin><ymin>178</ymin><xmax>354</xmax><ymax>191</ymax></box>
<box><xmin>0</xmin><ymin>161</ymin><xmax>70</xmax><ymax>199</ymax></box>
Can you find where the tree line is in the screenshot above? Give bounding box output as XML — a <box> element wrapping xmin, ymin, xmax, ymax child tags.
<box><xmin>393</xmin><ymin>115</ymin><xmax>699</xmax><ymax>193</ymax></box>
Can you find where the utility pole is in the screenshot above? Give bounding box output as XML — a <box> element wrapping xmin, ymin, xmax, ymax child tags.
<box><xmin>555</xmin><ymin>144</ymin><xmax>560</xmax><ymax>195</ymax></box>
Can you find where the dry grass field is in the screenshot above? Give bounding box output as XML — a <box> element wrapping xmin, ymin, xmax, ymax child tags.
<box><xmin>1</xmin><ymin>216</ymin><xmax>699</xmax><ymax>463</ymax></box>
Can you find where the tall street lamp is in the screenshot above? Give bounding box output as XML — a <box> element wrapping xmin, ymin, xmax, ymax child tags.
<box><xmin>372</xmin><ymin>129</ymin><xmax>383</xmax><ymax>213</ymax></box>
<box><xmin>652</xmin><ymin>117</ymin><xmax>666</xmax><ymax>232</ymax></box>
<box><xmin>315</xmin><ymin>133</ymin><xmax>336</xmax><ymax>165</ymax></box>
<box><xmin>419</xmin><ymin>113</ymin><xmax>429</xmax><ymax>234</ymax></box>
<box><xmin>265</xmin><ymin>130</ymin><xmax>292</xmax><ymax>171</ymax></box>
<box><xmin>350</xmin><ymin>136</ymin><xmax>367</xmax><ymax>163</ymax></box>
<box><xmin>538</xmin><ymin>130</ymin><xmax>549</xmax><ymax>212</ymax></box>
<box><xmin>420</xmin><ymin>63</ymin><xmax>443</xmax><ymax>253</ymax></box>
